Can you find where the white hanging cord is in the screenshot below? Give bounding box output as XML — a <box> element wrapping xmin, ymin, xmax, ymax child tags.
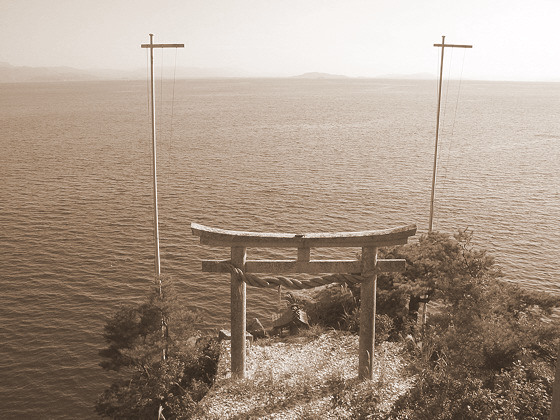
<box><xmin>450</xmin><ymin>49</ymin><xmax>467</xmax><ymax>136</ymax></box>
<box><xmin>438</xmin><ymin>47</ymin><xmax>454</xmax><ymax>175</ymax></box>
<box><xmin>169</xmin><ymin>47</ymin><xmax>179</xmax><ymax>155</ymax></box>
<box><xmin>435</xmin><ymin>47</ymin><xmax>441</xmax><ymax>98</ymax></box>
<box><xmin>440</xmin><ymin>49</ymin><xmax>467</xmax><ymax>185</ymax></box>
<box><xmin>437</xmin><ymin>49</ymin><xmax>468</xmax><ymax>230</ymax></box>
<box><xmin>437</xmin><ymin>48</ymin><xmax>453</xmax><ymax>184</ymax></box>
<box><xmin>434</xmin><ymin>47</ymin><xmax>454</xmax><ymax>230</ymax></box>
<box><xmin>440</xmin><ymin>49</ymin><xmax>467</xmax><ymax>192</ymax></box>
<box><xmin>431</xmin><ymin>48</ymin><xmax>442</xmax><ymax>232</ymax></box>
<box><xmin>441</xmin><ymin>47</ymin><xmax>454</xmax><ymax>132</ymax></box>
<box><xmin>146</xmin><ymin>49</ymin><xmax>151</xmax><ymax>115</ymax></box>
<box><xmin>159</xmin><ymin>49</ymin><xmax>165</xmax><ymax>141</ymax></box>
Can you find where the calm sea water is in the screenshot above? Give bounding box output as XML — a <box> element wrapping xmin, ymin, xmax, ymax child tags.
<box><xmin>0</xmin><ymin>78</ymin><xmax>559</xmax><ymax>418</ymax></box>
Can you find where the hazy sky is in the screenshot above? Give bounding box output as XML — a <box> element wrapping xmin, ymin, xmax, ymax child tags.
<box><xmin>1</xmin><ymin>0</ymin><xmax>558</xmax><ymax>81</ymax></box>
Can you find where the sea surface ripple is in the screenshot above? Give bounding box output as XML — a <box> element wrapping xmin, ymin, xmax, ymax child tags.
<box><xmin>0</xmin><ymin>79</ymin><xmax>558</xmax><ymax>418</ymax></box>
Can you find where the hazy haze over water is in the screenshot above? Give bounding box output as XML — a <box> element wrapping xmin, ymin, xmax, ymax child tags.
<box><xmin>0</xmin><ymin>79</ymin><xmax>559</xmax><ymax>418</ymax></box>
<box><xmin>2</xmin><ymin>0</ymin><xmax>560</xmax><ymax>81</ymax></box>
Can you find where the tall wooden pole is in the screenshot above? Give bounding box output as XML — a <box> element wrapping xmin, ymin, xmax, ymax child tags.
<box><xmin>141</xmin><ymin>35</ymin><xmax>184</xmax><ymax>277</ymax></box>
<box><xmin>149</xmin><ymin>34</ymin><xmax>161</xmax><ymax>276</ymax></box>
<box><xmin>429</xmin><ymin>35</ymin><xmax>446</xmax><ymax>233</ymax></box>
<box><xmin>141</xmin><ymin>36</ymin><xmax>184</xmax><ymax>419</ymax></box>
<box><xmin>429</xmin><ymin>37</ymin><xmax>472</xmax><ymax>232</ymax></box>
<box><xmin>359</xmin><ymin>246</ymin><xmax>378</xmax><ymax>380</ymax></box>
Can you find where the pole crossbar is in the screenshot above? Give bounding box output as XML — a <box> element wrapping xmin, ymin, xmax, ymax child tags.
<box><xmin>141</xmin><ymin>43</ymin><xmax>185</xmax><ymax>48</ymax></box>
<box><xmin>433</xmin><ymin>43</ymin><xmax>472</xmax><ymax>48</ymax></box>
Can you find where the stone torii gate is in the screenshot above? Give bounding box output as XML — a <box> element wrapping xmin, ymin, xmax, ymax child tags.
<box><xmin>191</xmin><ymin>222</ymin><xmax>417</xmax><ymax>380</ymax></box>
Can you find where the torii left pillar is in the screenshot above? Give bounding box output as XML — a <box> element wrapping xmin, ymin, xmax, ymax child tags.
<box><xmin>230</xmin><ymin>246</ymin><xmax>247</xmax><ymax>377</ymax></box>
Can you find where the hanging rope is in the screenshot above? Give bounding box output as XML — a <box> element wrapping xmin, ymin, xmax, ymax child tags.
<box><xmin>439</xmin><ymin>49</ymin><xmax>467</xmax><ymax>197</ymax></box>
<box><xmin>169</xmin><ymin>47</ymin><xmax>178</xmax><ymax>150</ymax></box>
<box><xmin>159</xmin><ymin>49</ymin><xmax>164</xmax><ymax>141</ymax></box>
<box><xmin>436</xmin><ymin>47</ymin><xmax>454</xmax><ymax>185</ymax></box>
<box><xmin>438</xmin><ymin>49</ymin><xmax>467</xmax><ymax>181</ymax></box>
<box><xmin>146</xmin><ymin>49</ymin><xmax>151</xmax><ymax>115</ymax></box>
<box><xmin>155</xmin><ymin>47</ymin><xmax>180</xmax><ymax>156</ymax></box>
<box><xmin>440</xmin><ymin>47</ymin><xmax>454</xmax><ymax>139</ymax></box>
<box><xmin>219</xmin><ymin>261</ymin><xmax>369</xmax><ymax>289</ymax></box>
<box><xmin>435</xmin><ymin>48</ymin><xmax>468</xmax><ymax>230</ymax></box>
<box><xmin>450</xmin><ymin>49</ymin><xmax>467</xmax><ymax>137</ymax></box>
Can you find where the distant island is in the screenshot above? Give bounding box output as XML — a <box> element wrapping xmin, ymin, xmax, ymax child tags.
<box><xmin>292</xmin><ymin>72</ymin><xmax>350</xmax><ymax>79</ymax></box>
<box><xmin>15</xmin><ymin>62</ymin><xmax>557</xmax><ymax>83</ymax></box>
<box><xmin>1</xmin><ymin>62</ymin><xmax>559</xmax><ymax>83</ymax></box>
<box><xmin>0</xmin><ymin>62</ymin><xmax>99</xmax><ymax>83</ymax></box>
<box><xmin>292</xmin><ymin>72</ymin><xmax>437</xmax><ymax>80</ymax></box>
<box><xmin>0</xmin><ymin>62</ymin><xmax>254</xmax><ymax>83</ymax></box>
<box><xmin>0</xmin><ymin>64</ymin><xmax>358</xmax><ymax>83</ymax></box>
<box><xmin>377</xmin><ymin>72</ymin><xmax>435</xmax><ymax>80</ymax></box>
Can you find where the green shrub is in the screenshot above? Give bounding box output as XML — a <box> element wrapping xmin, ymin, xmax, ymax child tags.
<box><xmin>383</xmin><ymin>231</ymin><xmax>560</xmax><ymax>419</ymax></box>
<box><xmin>96</xmin><ymin>339</ymin><xmax>219</xmax><ymax>419</ymax></box>
<box><xmin>289</xmin><ymin>283</ymin><xmax>397</xmax><ymax>345</ymax></box>
<box><xmin>96</xmin><ymin>276</ymin><xmax>220</xmax><ymax>419</ymax></box>
<box><xmin>340</xmin><ymin>307</ymin><xmax>394</xmax><ymax>344</ymax></box>
<box><xmin>388</xmin><ymin>356</ymin><xmax>555</xmax><ymax>420</ymax></box>
<box><xmin>389</xmin><ymin>367</ymin><xmax>499</xmax><ymax>419</ymax></box>
<box><xmin>259</xmin><ymin>231</ymin><xmax>559</xmax><ymax>419</ymax></box>
<box><xmin>290</xmin><ymin>283</ymin><xmax>357</xmax><ymax>329</ymax></box>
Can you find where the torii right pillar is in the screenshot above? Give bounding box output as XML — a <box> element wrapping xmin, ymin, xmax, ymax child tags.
<box><xmin>359</xmin><ymin>246</ymin><xmax>378</xmax><ymax>380</ymax></box>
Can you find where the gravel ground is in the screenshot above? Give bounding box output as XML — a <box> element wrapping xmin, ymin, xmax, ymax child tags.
<box><xmin>195</xmin><ymin>330</ymin><xmax>415</xmax><ymax>419</ymax></box>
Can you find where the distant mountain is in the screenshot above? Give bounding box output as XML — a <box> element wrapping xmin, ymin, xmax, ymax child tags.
<box><xmin>0</xmin><ymin>62</ymin><xmax>255</xmax><ymax>83</ymax></box>
<box><xmin>376</xmin><ymin>72</ymin><xmax>436</xmax><ymax>80</ymax></box>
<box><xmin>292</xmin><ymin>72</ymin><xmax>349</xmax><ymax>79</ymax></box>
<box><xmin>0</xmin><ymin>62</ymin><xmax>98</xmax><ymax>82</ymax></box>
<box><xmin>0</xmin><ymin>63</ymin><xmax>441</xmax><ymax>83</ymax></box>
<box><xmin>166</xmin><ymin>66</ymin><xmax>255</xmax><ymax>79</ymax></box>
<box><xmin>292</xmin><ymin>72</ymin><xmax>437</xmax><ymax>80</ymax></box>
<box><xmin>109</xmin><ymin>66</ymin><xmax>255</xmax><ymax>80</ymax></box>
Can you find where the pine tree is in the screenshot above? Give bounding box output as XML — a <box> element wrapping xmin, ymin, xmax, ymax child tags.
<box><xmin>96</xmin><ymin>276</ymin><xmax>219</xmax><ymax>419</ymax></box>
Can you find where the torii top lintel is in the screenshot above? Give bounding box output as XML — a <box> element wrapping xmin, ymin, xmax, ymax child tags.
<box><xmin>191</xmin><ymin>222</ymin><xmax>417</xmax><ymax>248</ymax></box>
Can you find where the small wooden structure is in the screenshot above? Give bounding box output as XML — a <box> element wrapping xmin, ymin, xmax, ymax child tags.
<box><xmin>191</xmin><ymin>222</ymin><xmax>417</xmax><ymax>380</ymax></box>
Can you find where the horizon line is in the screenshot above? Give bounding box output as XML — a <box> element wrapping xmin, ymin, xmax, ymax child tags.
<box><xmin>0</xmin><ymin>62</ymin><xmax>558</xmax><ymax>84</ymax></box>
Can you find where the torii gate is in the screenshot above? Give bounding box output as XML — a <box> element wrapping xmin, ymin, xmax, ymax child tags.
<box><xmin>191</xmin><ymin>222</ymin><xmax>417</xmax><ymax>380</ymax></box>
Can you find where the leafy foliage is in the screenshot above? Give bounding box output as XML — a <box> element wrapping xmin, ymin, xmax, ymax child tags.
<box><xmin>290</xmin><ymin>283</ymin><xmax>356</xmax><ymax>329</ymax></box>
<box><xmin>383</xmin><ymin>230</ymin><xmax>560</xmax><ymax>419</ymax></box>
<box><xmin>95</xmin><ymin>276</ymin><xmax>219</xmax><ymax>419</ymax></box>
<box><xmin>385</xmin><ymin>229</ymin><xmax>498</xmax><ymax>317</ymax></box>
<box><xmin>298</xmin><ymin>230</ymin><xmax>559</xmax><ymax>418</ymax></box>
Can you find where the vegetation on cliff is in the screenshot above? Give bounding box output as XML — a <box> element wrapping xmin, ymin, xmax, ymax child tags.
<box><xmin>96</xmin><ymin>230</ymin><xmax>559</xmax><ymax>419</ymax></box>
<box><xmin>95</xmin><ymin>277</ymin><xmax>220</xmax><ymax>419</ymax></box>
<box><xmin>383</xmin><ymin>230</ymin><xmax>559</xmax><ymax>419</ymax></box>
